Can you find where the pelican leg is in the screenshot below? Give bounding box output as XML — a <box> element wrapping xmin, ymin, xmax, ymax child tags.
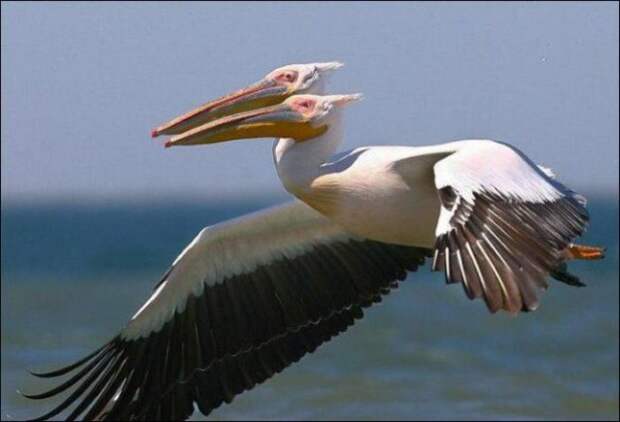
<box><xmin>564</xmin><ymin>243</ymin><xmax>606</xmax><ymax>260</ymax></box>
<box><xmin>551</xmin><ymin>244</ymin><xmax>606</xmax><ymax>287</ymax></box>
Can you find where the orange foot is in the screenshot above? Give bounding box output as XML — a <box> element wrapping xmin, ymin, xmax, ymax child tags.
<box><xmin>567</xmin><ymin>243</ymin><xmax>606</xmax><ymax>260</ymax></box>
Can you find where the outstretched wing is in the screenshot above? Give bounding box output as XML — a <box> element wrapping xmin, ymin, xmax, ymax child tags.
<box><xmin>431</xmin><ymin>140</ymin><xmax>588</xmax><ymax>313</ymax></box>
<box><xmin>25</xmin><ymin>200</ymin><xmax>429</xmax><ymax>421</ymax></box>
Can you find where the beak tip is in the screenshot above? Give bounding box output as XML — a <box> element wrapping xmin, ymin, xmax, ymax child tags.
<box><xmin>151</xmin><ymin>129</ymin><xmax>160</xmax><ymax>138</ymax></box>
<box><xmin>164</xmin><ymin>140</ymin><xmax>174</xmax><ymax>148</ymax></box>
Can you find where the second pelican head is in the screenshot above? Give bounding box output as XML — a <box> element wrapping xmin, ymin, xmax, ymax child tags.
<box><xmin>152</xmin><ymin>62</ymin><xmax>344</xmax><ymax>137</ymax></box>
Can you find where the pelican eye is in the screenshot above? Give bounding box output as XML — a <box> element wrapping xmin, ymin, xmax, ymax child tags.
<box><xmin>275</xmin><ymin>71</ymin><xmax>298</xmax><ymax>83</ymax></box>
<box><xmin>291</xmin><ymin>98</ymin><xmax>316</xmax><ymax>113</ymax></box>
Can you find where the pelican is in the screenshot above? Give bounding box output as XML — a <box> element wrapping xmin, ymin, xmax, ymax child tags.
<box><xmin>24</xmin><ymin>62</ymin><xmax>604</xmax><ymax>421</ymax></box>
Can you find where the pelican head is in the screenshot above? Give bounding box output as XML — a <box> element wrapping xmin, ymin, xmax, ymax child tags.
<box><xmin>164</xmin><ymin>93</ymin><xmax>363</xmax><ymax>148</ymax></box>
<box><xmin>152</xmin><ymin>62</ymin><xmax>343</xmax><ymax>137</ymax></box>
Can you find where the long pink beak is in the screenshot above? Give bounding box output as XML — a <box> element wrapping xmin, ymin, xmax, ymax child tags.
<box><xmin>151</xmin><ymin>78</ymin><xmax>289</xmax><ymax>137</ymax></box>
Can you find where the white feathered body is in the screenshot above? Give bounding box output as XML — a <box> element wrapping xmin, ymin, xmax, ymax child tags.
<box><xmin>275</xmin><ymin>137</ymin><xmax>563</xmax><ymax>249</ymax></box>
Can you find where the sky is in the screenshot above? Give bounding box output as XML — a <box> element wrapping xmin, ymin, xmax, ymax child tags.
<box><xmin>2</xmin><ymin>2</ymin><xmax>618</xmax><ymax>202</ymax></box>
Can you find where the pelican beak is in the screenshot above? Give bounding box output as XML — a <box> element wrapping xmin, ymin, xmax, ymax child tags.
<box><xmin>164</xmin><ymin>103</ymin><xmax>327</xmax><ymax>147</ymax></box>
<box><xmin>151</xmin><ymin>78</ymin><xmax>291</xmax><ymax>137</ymax></box>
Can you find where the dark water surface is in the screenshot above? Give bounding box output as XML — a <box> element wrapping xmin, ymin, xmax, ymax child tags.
<box><xmin>2</xmin><ymin>197</ymin><xmax>618</xmax><ymax>420</ymax></box>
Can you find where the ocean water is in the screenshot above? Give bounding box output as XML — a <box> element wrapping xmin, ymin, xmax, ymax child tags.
<box><xmin>2</xmin><ymin>196</ymin><xmax>618</xmax><ymax>421</ymax></box>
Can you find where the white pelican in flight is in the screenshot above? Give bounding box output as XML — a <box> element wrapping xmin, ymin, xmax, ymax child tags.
<box><xmin>24</xmin><ymin>62</ymin><xmax>604</xmax><ymax>421</ymax></box>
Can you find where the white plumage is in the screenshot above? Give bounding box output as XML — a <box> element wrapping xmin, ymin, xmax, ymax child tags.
<box><xmin>123</xmin><ymin>200</ymin><xmax>351</xmax><ymax>340</ymax></box>
<box><xmin>24</xmin><ymin>62</ymin><xmax>602</xmax><ymax>421</ymax></box>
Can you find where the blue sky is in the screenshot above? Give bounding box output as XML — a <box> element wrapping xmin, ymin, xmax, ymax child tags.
<box><xmin>2</xmin><ymin>2</ymin><xmax>618</xmax><ymax>202</ymax></box>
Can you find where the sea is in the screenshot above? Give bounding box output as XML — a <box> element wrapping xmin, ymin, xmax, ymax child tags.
<box><xmin>1</xmin><ymin>195</ymin><xmax>618</xmax><ymax>420</ymax></box>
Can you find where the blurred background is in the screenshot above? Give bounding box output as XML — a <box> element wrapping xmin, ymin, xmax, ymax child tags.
<box><xmin>2</xmin><ymin>2</ymin><xmax>618</xmax><ymax>420</ymax></box>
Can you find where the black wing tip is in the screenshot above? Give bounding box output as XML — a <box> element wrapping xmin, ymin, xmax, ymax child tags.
<box><xmin>25</xmin><ymin>339</ymin><xmax>117</xmax><ymax>380</ymax></box>
<box><xmin>26</xmin><ymin>360</ymin><xmax>86</xmax><ymax>378</ymax></box>
<box><xmin>17</xmin><ymin>389</ymin><xmax>45</xmax><ymax>400</ymax></box>
<box><xmin>27</xmin><ymin>368</ymin><xmax>65</xmax><ymax>379</ymax></box>
<box><xmin>27</xmin><ymin>369</ymin><xmax>47</xmax><ymax>379</ymax></box>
